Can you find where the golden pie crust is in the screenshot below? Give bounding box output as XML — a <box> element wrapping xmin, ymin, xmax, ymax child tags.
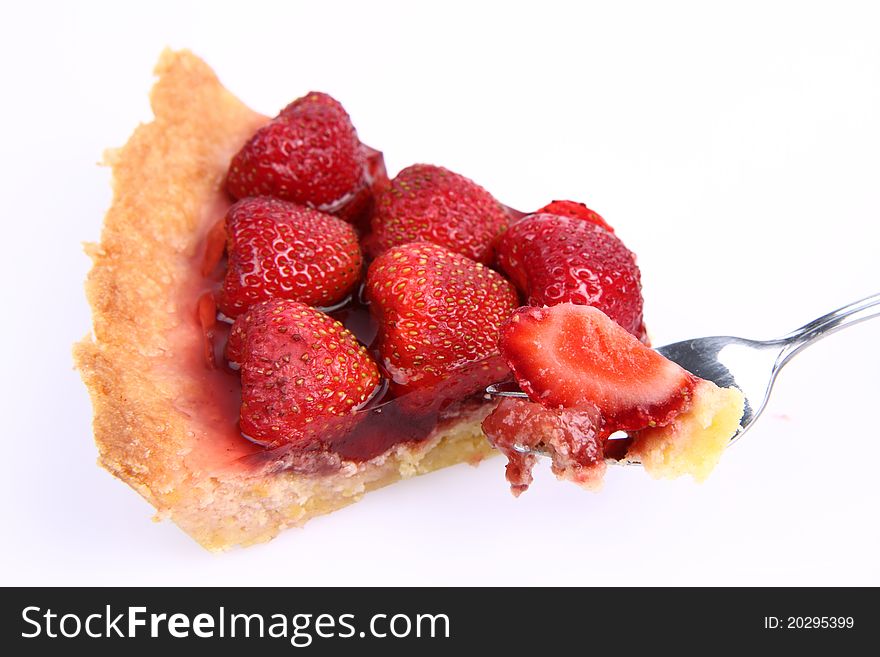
<box><xmin>74</xmin><ymin>49</ymin><xmax>496</xmax><ymax>551</ymax></box>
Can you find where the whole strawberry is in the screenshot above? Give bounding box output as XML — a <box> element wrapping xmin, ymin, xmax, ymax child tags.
<box><xmin>226</xmin><ymin>92</ymin><xmax>366</xmax><ymax>212</ymax></box>
<box><xmin>217</xmin><ymin>197</ymin><xmax>363</xmax><ymax>318</ymax></box>
<box><xmin>365</xmin><ymin>242</ymin><xmax>518</xmax><ymax>400</ymax></box>
<box><xmin>226</xmin><ymin>299</ymin><xmax>381</xmax><ymax>447</ymax></box>
<box><xmin>366</xmin><ymin>164</ymin><xmax>509</xmax><ymax>264</ymax></box>
<box><xmin>495</xmin><ymin>211</ymin><xmax>646</xmax><ymax>341</ymax></box>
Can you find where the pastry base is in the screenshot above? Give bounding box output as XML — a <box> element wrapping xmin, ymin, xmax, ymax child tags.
<box><xmin>74</xmin><ymin>49</ymin><xmax>496</xmax><ymax>551</ymax></box>
<box><xmin>628</xmin><ymin>380</ymin><xmax>745</xmax><ymax>481</ymax></box>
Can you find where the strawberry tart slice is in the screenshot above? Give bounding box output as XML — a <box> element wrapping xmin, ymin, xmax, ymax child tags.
<box><xmin>76</xmin><ymin>51</ymin><xmax>511</xmax><ymax>550</ymax></box>
<box><xmin>482</xmin><ymin>303</ymin><xmax>745</xmax><ymax>494</ymax></box>
<box><xmin>76</xmin><ymin>50</ymin><xmax>744</xmax><ymax>550</ymax></box>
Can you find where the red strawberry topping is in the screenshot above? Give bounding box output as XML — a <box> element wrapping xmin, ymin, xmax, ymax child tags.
<box><xmin>498</xmin><ymin>304</ymin><xmax>695</xmax><ymax>431</ymax></box>
<box><xmin>482</xmin><ymin>398</ymin><xmax>607</xmax><ymax>496</ymax></box>
<box><xmin>536</xmin><ymin>199</ymin><xmax>615</xmax><ymax>233</ymax></box>
<box><xmin>217</xmin><ymin>197</ymin><xmax>363</xmax><ymax>318</ymax></box>
<box><xmin>495</xmin><ymin>212</ymin><xmax>646</xmax><ymax>341</ymax></box>
<box><xmin>226</xmin><ymin>92</ymin><xmax>366</xmax><ymax>212</ymax></box>
<box><xmin>226</xmin><ymin>299</ymin><xmax>381</xmax><ymax>447</ymax></box>
<box><xmin>366</xmin><ymin>164</ymin><xmax>509</xmax><ymax>264</ymax></box>
<box><xmin>365</xmin><ymin>242</ymin><xmax>518</xmax><ymax>402</ymax></box>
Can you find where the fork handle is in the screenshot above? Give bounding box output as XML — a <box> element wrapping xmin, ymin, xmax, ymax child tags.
<box><xmin>776</xmin><ymin>292</ymin><xmax>880</xmax><ymax>366</ymax></box>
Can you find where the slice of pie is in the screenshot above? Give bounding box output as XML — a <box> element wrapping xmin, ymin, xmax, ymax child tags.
<box><xmin>77</xmin><ymin>50</ymin><xmax>744</xmax><ymax>550</ymax></box>
<box><xmin>74</xmin><ymin>50</ymin><xmax>500</xmax><ymax>550</ymax></box>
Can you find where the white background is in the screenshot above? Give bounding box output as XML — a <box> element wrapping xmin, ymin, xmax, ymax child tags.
<box><xmin>1</xmin><ymin>0</ymin><xmax>878</xmax><ymax>586</ymax></box>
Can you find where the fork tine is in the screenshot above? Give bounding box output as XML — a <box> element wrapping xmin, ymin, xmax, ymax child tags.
<box><xmin>485</xmin><ymin>382</ymin><xmax>528</xmax><ymax>398</ymax></box>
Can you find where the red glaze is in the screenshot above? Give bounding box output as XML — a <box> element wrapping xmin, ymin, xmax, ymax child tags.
<box><xmin>197</xmin><ymin>292</ymin><xmax>219</xmax><ymax>368</ymax></box>
<box><xmin>495</xmin><ymin>212</ymin><xmax>647</xmax><ymax>342</ymax></box>
<box><xmin>218</xmin><ymin>198</ymin><xmax>362</xmax><ymax>318</ymax></box>
<box><xmin>169</xmin><ymin>194</ymin><xmax>259</xmax><ymax>477</ymax></box>
<box><xmin>365</xmin><ymin>164</ymin><xmax>509</xmax><ymax>264</ymax></box>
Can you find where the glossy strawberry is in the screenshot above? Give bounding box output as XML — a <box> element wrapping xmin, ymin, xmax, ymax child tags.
<box><xmin>365</xmin><ymin>242</ymin><xmax>518</xmax><ymax>399</ymax></box>
<box><xmin>366</xmin><ymin>164</ymin><xmax>509</xmax><ymax>264</ymax></box>
<box><xmin>482</xmin><ymin>398</ymin><xmax>607</xmax><ymax>496</ymax></box>
<box><xmin>333</xmin><ymin>144</ymin><xmax>389</xmax><ymax>227</ymax></box>
<box><xmin>495</xmin><ymin>211</ymin><xmax>646</xmax><ymax>341</ymax></box>
<box><xmin>226</xmin><ymin>92</ymin><xmax>366</xmax><ymax>211</ymax></box>
<box><xmin>499</xmin><ymin>304</ymin><xmax>695</xmax><ymax>431</ymax></box>
<box><xmin>217</xmin><ymin>197</ymin><xmax>362</xmax><ymax>318</ymax></box>
<box><xmin>226</xmin><ymin>299</ymin><xmax>381</xmax><ymax>447</ymax></box>
<box><xmin>536</xmin><ymin>199</ymin><xmax>615</xmax><ymax>233</ymax></box>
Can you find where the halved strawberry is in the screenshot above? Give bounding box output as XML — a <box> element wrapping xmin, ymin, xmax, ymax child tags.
<box><xmin>226</xmin><ymin>299</ymin><xmax>381</xmax><ymax>447</ymax></box>
<box><xmin>495</xmin><ymin>212</ymin><xmax>646</xmax><ymax>341</ymax></box>
<box><xmin>499</xmin><ymin>304</ymin><xmax>696</xmax><ymax>431</ymax></box>
<box><xmin>365</xmin><ymin>242</ymin><xmax>518</xmax><ymax>403</ymax></box>
<box><xmin>217</xmin><ymin>197</ymin><xmax>362</xmax><ymax>318</ymax></box>
<box><xmin>366</xmin><ymin>164</ymin><xmax>509</xmax><ymax>264</ymax></box>
<box><xmin>535</xmin><ymin>199</ymin><xmax>615</xmax><ymax>233</ymax></box>
<box><xmin>226</xmin><ymin>92</ymin><xmax>368</xmax><ymax>216</ymax></box>
<box><xmin>482</xmin><ymin>398</ymin><xmax>607</xmax><ymax>496</ymax></box>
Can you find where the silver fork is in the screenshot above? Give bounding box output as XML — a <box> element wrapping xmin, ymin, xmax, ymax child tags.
<box><xmin>487</xmin><ymin>292</ymin><xmax>880</xmax><ymax>456</ymax></box>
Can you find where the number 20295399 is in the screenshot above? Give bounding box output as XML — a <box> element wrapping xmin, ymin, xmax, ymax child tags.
<box><xmin>764</xmin><ymin>617</ymin><xmax>854</xmax><ymax>629</ymax></box>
